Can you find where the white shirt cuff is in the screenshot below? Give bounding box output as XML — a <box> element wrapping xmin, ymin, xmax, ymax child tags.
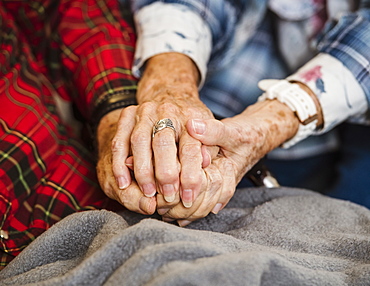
<box><xmin>287</xmin><ymin>53</ymin><xmax>368</xmax><ymax>133</ymax></box>
<box><xmin>133</xmin><ymin>2</ymin><xmax>212</xmax><ymax>88</ymax></box>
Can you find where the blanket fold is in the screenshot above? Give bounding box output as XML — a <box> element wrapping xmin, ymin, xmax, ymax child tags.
<box><xmin>1</xmin><ymin>187</ymin><xmax>370</xmax><ymax>285</ymax></box>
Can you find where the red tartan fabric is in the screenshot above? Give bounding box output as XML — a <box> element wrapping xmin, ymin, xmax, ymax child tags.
<box><xmin>0</xmin><ymin>0</ymin><xmax>136</xmax><ymax>269</ymax></box>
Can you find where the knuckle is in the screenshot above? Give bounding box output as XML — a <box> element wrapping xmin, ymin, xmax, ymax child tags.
<box><xmin>186</xmin><ymin>106</ymin><xmax>208</xmax><ymax>118</ymax></box>
<box><xmin>140</xmin><ymin>101</ymin><xmax>157</xmax><ymax>111</ymax></box>
<box><xmin>166</xmin><ymin>208</ymin><xmax>191</xmax><ymax>220</ymax></box>
<box><xmin>118</xmin><ymin>190</ymin><xmax>133</xmax><ymax>206</ymax></box>
<box><xmin>180</xmin><ymin>142</ymin><xmax>201</xmax><ymax>158</ymax></box>
<box><xmin>112</xmin><ymin>162</ymin><xmax>125</xmax><ymax>176</ymax></box>
<box><xmin>157</xmin><ymin>102</ymin><xmax>179</xmax><ymax>114</ymax></box>
<box><xmin>211</xmin><ymin>177</ymin><xmax>222</xmax><ymax>191</ymax></box>
<box><xmin>123</xmin><ymin>104</ymin><xmax>137</xmax><ymax>114</ymax></box>
<box><xmin>181</xmin><ymin>171</ymin><xmax>202</xmax><ymax>187</ymax></box>
<box><xmin>222</xmin><ymin>187</ymin><xmax>234</xmax><ymax>201</ymax></box>
<box><xmin>100</xmin><ymin>181</ymin><xmax>117</xmax><ymax>200</ymax></box>
<box><xmin>152</xmin><ymin>134</ymin><xmax>174</xmax><ymax>149</ymax></box>
<box><xmin>135</xmin><ymin>165</ymin><xmax>152</xmax><ymax>179</ymax></box>
<box><xmin>157</xmin><ymin>167</ymin><xmax>178</xmax><ymax>182</ymax></box>
<box><xmin>119</xmin><ymin>105</ymin><xmax>137</xmax><ymax>119</ymax></box>
<box><xmin>111</xmin><ymin>137</ymin><xmax>126</xmax><ymax>152</ymax></box>
<box><xmin>131</xmin><ymin>131</ymin><xmax>150</xmax><ymax>147</ymax></box>
<box><xmin>210</xmin><ymin>171</ymin><xmax>223</xmax><ymax>186</ymax></box>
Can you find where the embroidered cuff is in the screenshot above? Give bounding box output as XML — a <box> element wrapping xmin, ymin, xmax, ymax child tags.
<box><xmin>133</xmin><ymin>2</ymin><xmax>212</xmax><ymax>88</ymax></box>
<box><xmin>287</xmin><ymin>53</ymin><xmax>367</xmax><ymax>133</ymax></box>
<box><xmin>258</xmin><ymin>79</ymin><xmax>318</xmax><ymax>148</ymax></box>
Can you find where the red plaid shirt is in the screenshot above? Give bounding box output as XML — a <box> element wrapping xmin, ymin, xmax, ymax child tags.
<box><xmin>0</xmin><ymin>0</ymin><xmax>136</xmax><ymax>269</ymax></box>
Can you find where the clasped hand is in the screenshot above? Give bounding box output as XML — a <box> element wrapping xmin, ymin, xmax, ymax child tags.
<box><xmin>95</xmin><ymin>53</ymin><xmax>292</xmax><ymax>226</ymax></box>
<box><xmin>96</xmin><ymin>101</ymin><xmax>272</xmax><ymax>226</ymax></box>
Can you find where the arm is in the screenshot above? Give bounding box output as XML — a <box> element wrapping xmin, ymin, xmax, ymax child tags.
<box><xmin>130</xmin><ymin>0</ymin><xmax>267</xmax><ymax>85</ymax></box>
<box><xmin>111</xmin><ymin>1</ymin><xmax>221</xmax><ymax>210</ymax></box>
<box><xmin>18</xmin><ymin>0</ymin><xmax>155</xmax><ymax>214</ymax></box>
<box><xmin>287</xmin><ymin>4</ymin><xmax>370</xmax><ymax>134</ymax></box>
<box><xmin>173</xmin><ymin>5</ymin><xmax>370</xmax><ymax>223</ymax></box>
<box><xmin>163</xmin><ymin>98</ymin><xmax>302</xmax><ymax>225</ymax></box>
<box><xmin>115</xmin><ymin>0</ymin><xmax>259</xmax><ymax>208</ymax></box>
<box><xmin>4</xmin><ymin>0</ymin><xmax>138</xmax><ymax>118</ymax></box>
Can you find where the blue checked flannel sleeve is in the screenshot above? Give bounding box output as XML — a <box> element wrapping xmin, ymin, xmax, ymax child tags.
<box><xmin>316</xmin><ymin>1</ymin><xmax>370</xmax><ymax>101</ymax></box>
<box><xmin>129</xmin><ymin>0</ymin><xmax>268</xmax><ymax>70</ymax></box>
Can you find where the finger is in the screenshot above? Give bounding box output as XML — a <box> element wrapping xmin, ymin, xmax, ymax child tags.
<box><xmin>161</xmin><ymin>191</ymin><xmax>205</xmax><ymax>221</ymax></box>
<box><xmin>165</xmin><ymin>163</ymin><xmax>224</xmax><ymax>226</ymax></box>
<box><xmin>126</xmin><ymin>156</ymin><xmax>179</xmax><ymax>211</ymax></box>
<box><xmin>178</xmin><ymin>133</ymin><xmax>203</xmax><ymax>208</ymax></box>
<box><xmin>186</xmin><ymin>119</ymin><xmax>228</xmax><ymax>146</ymax></box>
<box><xmin>209</xmin><ymin>159</ymin><xmax>236</xmax><ymax>214</ymax></box>
<box><xmin>201</xmin><ymin>145</ymin><xmax>211</xmax><ymax>168</ymax></box>
<box><xmin>97</xmin><ymin>154</ymin><xmax>156</xmax><ymax>215</ymax></box>
<box><xmin>130</xmin><ymin>106</ymin><xmax>157</xmax><ymax>198</ymax></box>
<box><xmin>152</xmin><ymin>124</ymin><xmax>180</xmax><ymax>203</ymax></box>
<box><xmin>125</xmin><ymin>156</ymin><xmax>134</xmax><ymax>170</ymax></box>
<box><xmin>161</xmin><ymin>168</ymin><xmax>215</xmax><ymax>221</ymax></box>
<box><xmin>156</xmin><ymin>192</ymin><xmax>181</xmax><ymax>215</ymax></box>
<box><xmin>201</xmin><ymin>145</ymin><xmax>219</xmax><ymax>168</ymax></box>
<box><xmin>179</xmin><ymin>164</ymin><xmax>223</xmax><ymax>225</ymax></box>
<box><xmin>117</xmin><ymin>180</ymin><xmax>157</xmax><ymax>215</ymax></box>
<box><xmin>111</xmin><ymin>106</ymin><xmax>137</xmax><ymax>189</ymax></box>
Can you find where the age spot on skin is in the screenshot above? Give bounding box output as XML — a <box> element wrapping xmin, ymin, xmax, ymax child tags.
<box><xmin>277</xmin><ymin>111</ymin><xmax>286</xmax><ymax>118</ymax></box>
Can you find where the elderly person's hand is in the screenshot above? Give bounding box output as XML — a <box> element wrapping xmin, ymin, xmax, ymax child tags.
<box><xmin>156</xmin><ymin>162</ymin><xmax>236</xmax><ymax>227</ymax></box>
<box><xmin>110</xmin><ymin>53</ymin><xmax>216</xmax><ymax>209</ymax></box>
<box><xmin>96</xmin><ymin>108</ymin><xmax>157</xmax><ymax>215</ymax></box>
<box><xmin>158</xmin><ymin>98</ymin><xmax>304</xmax><ymax>225</ymax></box>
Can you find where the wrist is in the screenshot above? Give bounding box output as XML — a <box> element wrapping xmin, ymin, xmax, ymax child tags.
<box><xmin>289</xmin><ymin>80</ymin><xmax>323</xmax><ymax>129</ymax></box>
<box><xmin>138</xmin><ymin>53</ymin><xmax>200</xmax><ymax>103</ymax></box>
<box><xmin>257</xmin><ymin>79</ymin><xmax>322</xmax><ymax>148</ymax></box>
<box><xmin>240</xmin><ymin>100</ymin><xmax>300</xmax><ymax>153</ymax></box>
<box><xmin>91</xmin><ymin>90</ymin><xmax>136</xmax><ymax>155</ymax></box>
<box><xmin>96</xmin><ymin>109</ymin><xmax>121</xmax><ymax>157</ymax></box>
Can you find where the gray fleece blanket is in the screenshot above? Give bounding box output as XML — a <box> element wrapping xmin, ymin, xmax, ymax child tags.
<box><xmin>1</xmin><ymin>187</ymin><xmax>370</xmax><ymax>286</ymax></box>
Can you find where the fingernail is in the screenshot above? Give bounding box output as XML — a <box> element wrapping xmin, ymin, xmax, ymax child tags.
<box><xmin>162</xmin><ymin>217</ymin><xmax>175</xmax><ymax>223</ymax></box>
<box><xmin>163</xmin><ymin>184</ymin><xmax>175</xmax><ymax>202</ymax></box>
<box><xmin>164</xmin><ymin>193</ymin><xmax>175</xmax><ymax>203</ymax></box>
<box><xmin>178</xmin><ymin>220</ymin><xmax>192</xmax><ymax>227</ymax></box>
<box><xmin>142</xmin><ymin>183</ymin><xmax>156</xmax><ymax>197</ymax></box>
<box><xmin>157</xmin><ymin>208</ymin><xmax>170</xmax><ymax>215</ymax></box>
<box><xmin>117</xmin><ymin>176</ymin><xmax>129</xmax><ymax>189</ymax></box>
<box><xmin>192</xmin><ymin>119</ymin><xmax>206</xmax><ymax>135</ymax></box>
<box><xmin>125</xmin><ymin>164</ymin><xmax>134</xmax><ymax>171</ymax></box>
<box><xmin>182</xmin><ymin>189</ymin><xmax>193</xmax><ymax>208</ymax></box>
<box><xmin>211</xmin><ymin>203</ymin><xmax>223</xmax><ymax>214</ymax></box>
<box><xmin>125</xmin><ymin>156</ymin><xmax>134</xmax><ymax>166</ymax></box>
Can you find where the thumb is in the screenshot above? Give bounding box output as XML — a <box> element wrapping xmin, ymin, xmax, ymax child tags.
<box><xmin>186</xmin><ymin>119</ymin><xmax>228</xmax><ymax>146</ymax></box>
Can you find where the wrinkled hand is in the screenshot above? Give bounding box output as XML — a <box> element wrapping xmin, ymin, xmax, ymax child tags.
<box><xmin>96</xmin><ymin>108</ymin><xmax>156</xmax><ymax>215</ymax></box>
<box><xmin>111</xmin><ymin>53</ymin><xmax>216</xmax><ymax>209</ymax></box>
<box><xmin>157</xmin><ymin>161</ymin><xmax>230</xmax><ymax>227</ymax></box>
<box><xmin>158</xmin><ymin>117</ymin><xmax>263</xmax><ymax>225</ymax></box>
<box><xmin>159</xmin><ymin>99</ymin><xmax>300</xmax><ymax>225</ymax></box>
